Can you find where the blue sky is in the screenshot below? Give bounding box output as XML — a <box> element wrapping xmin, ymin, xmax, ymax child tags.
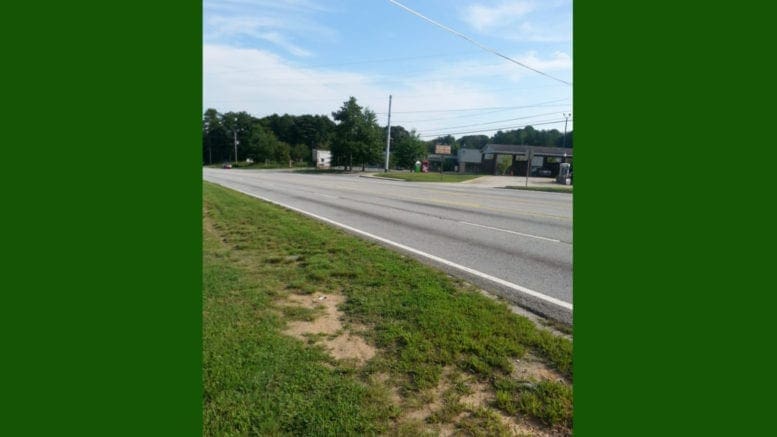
<box><xmin>203</xmin><ymin>0</ymin><xmax>572</xmax><ymax>139</ymax></box>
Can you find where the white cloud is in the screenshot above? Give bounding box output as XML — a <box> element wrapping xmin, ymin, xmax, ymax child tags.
<box><xmin>257</xmin><ymin>32</ymin><xmax>312</xmax><ymax>57</ymax></box>
<box><xmin>516</xmin><ymin>51</ymin><xmax>572</xmax><ymax>71</ymax></box>
<box><xmin>460</xmin><ymin>0</ymin><xmax>571</xmax><ymax>42</ymax></box>
<box><xmin>205</xmin><ymin>16</ymin><xmax>283</xmax><ymax>41</ymax></box>
<box><xmin>203</xmin><ymin>45</ymin><xmax>572</xmax><ymax>138</ymax></box>
<box><xmin>204</xmin><ymin>0</ymin><xmax>330</xmax><ymax>15</ymax></box>
<box><xmin>464</xmin><ymin>1</ymin><xmax>536</xmax><ymax>32</ymax></box>
<box><xmin>203</xmin><ymin>1</ymin><xmax>337</xmax><ymax>57</ymax></box>
<box><xmin>401</xmin><ymin>51</ymin><xmax>571</xmax><ymax>86</ymax></box>
<box><xmin>204</xmin><ymin>44</ymin><xmax>382</xmax><ymax>117</ymax></box>
<box><xmin>204</xmin><ymin>16</ymin><xmax>313</xmax><ymax>57</ymax></box>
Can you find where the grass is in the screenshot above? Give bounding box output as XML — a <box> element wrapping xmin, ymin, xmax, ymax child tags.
<box><xmin>378</xmin><ymin>172</ymin><xmax>481</xmax><ymax>183</ymax></box>
<box><xmin>204</xmin><ymin>161</ymin><xmax>309</xmax><ymax>169</ymax></box>
<box><xmin>504</xmin><ymin>185</ymin><xmax>573</xmax><ymax>193</ymax></box>
<box><xmin>292</xmin><ymin>168</ymin><xmax>348</xmax><ymax>174</ymax></box>
<box><xmin>203</xmin><ymin>181</ymin><xmax>573</xmax><ymax>435</ymax></box>
<box><xmin>517</xmin><ymin>380</ymin><xmax>573</xmax><ymax>429</ymax></box>
<box><xmin>458</xmin><ymin>408</ymin><xmax>512</xmax><ymax>436</ymax></box>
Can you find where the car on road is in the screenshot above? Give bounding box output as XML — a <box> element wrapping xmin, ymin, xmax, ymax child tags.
<box><xmin>222</xmin><ymin>163</ymin><xmax>232</xmax><ymax>169</ymax></box>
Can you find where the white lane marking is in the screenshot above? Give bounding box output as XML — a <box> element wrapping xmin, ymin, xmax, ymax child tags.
<box><xmin>213</xmin><ymin>182</ymin><xmax>573</xmax><ymax>312</ymax></box>
<box><xmin>459</xmin><ymin>221</ymin><xmax>564</xmax><ymax>244</ymax></box>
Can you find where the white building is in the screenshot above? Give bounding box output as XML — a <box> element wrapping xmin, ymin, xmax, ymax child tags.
<box><xmin>313</xmin><ymin>149</ymin><xmax>331</xmax><ymax>169</ymax></box>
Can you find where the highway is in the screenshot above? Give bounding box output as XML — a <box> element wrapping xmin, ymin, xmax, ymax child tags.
<box><xmin>203</xmin><ymin>168</ymin><xmax>573</xmax><ymax>324</ymax></box>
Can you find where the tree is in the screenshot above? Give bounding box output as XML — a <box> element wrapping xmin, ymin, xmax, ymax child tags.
<box><xmin>557</xmin><ymin>130</ymin><xmax>573</xmax><ymax>148</ymax></box>
<box><xmin>248</xmin><ymin>123</ymin><xmax>285</xmax><ymax>163</ymax></box>
<box><xmin>459</xmin><ymin>135</ymin><xmax>489</xmax><ymax>149</ymax></box>
<box><xmin>391</xmin><ymin>128</ymin><xmax>425</xmax><ymax>169</ymax></box>
<box><xmin>290</xmin><ymin>143</ymin><xmax>309</xmax><ymax>163</ymax></box>
<box><xmin>543</xmin><ymin>129</ymin><xmax>562</xmax><ymax>147</ymax></box>
<box><xmin>331</xmin><ymin>97</ymin><xmax>381</xmax><ymax>171</ymax></box>
<box><xmin>222</xmin><ymin>111</ymin><xmax>256</xmax><ymax>162</ymax></box>
<box><xmin>426</xmin><ymin>135</ymin><xmax>458</xmax><ymax>155</ymax></box>
<box><xmin>492</xmin><ymin>129</ymin><xmax>519</xmax><ymax>145</ymax></box>
<box><xmin>202</xmin><ymin>108</ymin><xmax>228</xmax><ymax>164</ymax></box>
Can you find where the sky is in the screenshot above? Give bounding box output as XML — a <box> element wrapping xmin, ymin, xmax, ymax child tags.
<box><xmin>203</xmin><ymin>0</ymin><xmax>572</xmax><ymax>140</ymax></box>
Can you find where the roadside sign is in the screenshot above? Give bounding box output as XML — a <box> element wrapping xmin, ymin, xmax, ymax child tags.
<box><xmin>435</xmin><ymin>144</ymin><xmax>451</xmax><ymax>155</ymax></box>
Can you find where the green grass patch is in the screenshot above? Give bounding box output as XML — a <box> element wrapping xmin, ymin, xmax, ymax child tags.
<box><xmin>457</xmin><ymin>408</ymin><xmax>512</xmax><ymax>436</ymax></box>
<box><xmin>379</xmin><ymin>172</ymin><xmax>481</xmax><ymax>183</ymax></box>
<box><xmin>504</xmin><ymin>185</ymin><xmax>573</xmax><ymax>193</ymax></box>
<box><xmin>203</xmin><ymin>181</ymin><xmax>573</xmax><ymax>434</ymax></box>
<box><xmin>293</xmin><ymin>168</ymin><xmax>348</xmax><ymax>174</ymax></box>
<box><xmin>205</xmin><ymin>161</ymin><xmax>310</xmax><ymax>169</ymax></box>
<box><xmin>203</xmin><ymin>190</ymin><xmax>395</xmax><ymax>435</ymax></box>
<box><xmin>516</xmin><ymin>380</ymin><xmax>573</xmax><ymax>428</ymax></box>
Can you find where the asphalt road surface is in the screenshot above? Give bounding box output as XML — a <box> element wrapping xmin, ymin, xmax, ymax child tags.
<box><xmin>203</xmin><ymin>169</ymin><xmax>573</xmax><ymax>324</ymax></box>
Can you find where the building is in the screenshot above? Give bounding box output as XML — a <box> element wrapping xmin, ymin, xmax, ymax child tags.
<box><xmin>312</xmin><ymin>149</ymin><xmax>331</xmax><ymax>169</ymax></box>
<box><xmin>479</xmin><ymin>144</ymin><xmax>573</xmax><ymax>177</ymax></box>
<box><xmin>457</xmin><ymin>148</ymin><xmax>483</xmax><ymax>173</ymax></box>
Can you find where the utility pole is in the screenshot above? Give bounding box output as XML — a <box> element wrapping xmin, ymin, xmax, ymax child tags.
<box><xmin>384</xmin><ymin>94</ymin><xmax>392</xmax><ymax>172</ymax></box>
<box><xmin>233</xmin><ymin>117</ymin><xmax>239</xmax><ymax>164</ymax></box>
<box><xmin>525</xmin><ymin>147</ymin><xmax>532</xmax><ymax>187</ymax></box>
<box><xmin>562</xmin><ymin>113</ymin><xmax>571</xmax><ymax>149</ymax></box>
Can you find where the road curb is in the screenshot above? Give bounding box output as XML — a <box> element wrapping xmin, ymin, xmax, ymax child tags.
<box><xmin>359</xmin><ymin>174</ymin><xmax>406</xmax><ymax>181</ymax></box>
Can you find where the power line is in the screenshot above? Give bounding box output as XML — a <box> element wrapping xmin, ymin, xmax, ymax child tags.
<box><xmin>411</xmin><ymin>112</ymin><xmax>566</xmax><ymax>132</ymax></box>
<box><xmin>387</xmin><ymin>0</ymin><xmax>572</xmax><ymax>86</ymax></box>
<box><xmin>390</xmin><ymin>83</ymin><xmax>568</xmax><ymax>100</ymax></box>
<box><xmin>418</xmin><ymin>118</ymin><xmax>573</xmax><ymax>139</ymax></box>
<box><xmin>391</xmin><ymin>104</ymin><xmax>571</xmax><ymax>123</ymax></box>
<box><xmin>374</xmin><ymin>98</ymin><xmax>570</xmax><ymax>115</ymax></box>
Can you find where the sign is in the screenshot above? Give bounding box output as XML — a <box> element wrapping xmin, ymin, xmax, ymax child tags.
<box><xmin>435</xmin><ymin>144</ymin><xmax>451</xmax><ymax>155</ymax></box>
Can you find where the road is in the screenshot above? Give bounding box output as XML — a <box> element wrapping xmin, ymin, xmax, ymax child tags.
<box><xmin>203</xmin><ymin>169</ymin><xmax>573</xmax><ymax>324</ymax></box>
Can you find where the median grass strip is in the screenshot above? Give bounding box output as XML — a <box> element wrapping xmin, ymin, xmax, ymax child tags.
<box><xmin>203</xmin><ymin>181</ymin><xmax>573</xmax><ymax>435</ymax></box>
<box><xmin>504</xmin><ymin>185</ymin><xmax>573</xmax><ymax>193</ymax></box>
<box><xmin>378</xmin><ymin>172</ymin><xmax>481</xmax><ymax>183</ymax></box>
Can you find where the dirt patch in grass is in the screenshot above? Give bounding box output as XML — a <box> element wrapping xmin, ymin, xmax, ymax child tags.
<box><xmin>326</xmin><ymin>333</ymin><xmax>376</xmax><ymax>364</ymax></box>
<box><xmin>391</xmin><ymin>363</ymin><xmax>571</xmax><ymax>436</ymax></box>
<box><xmin>456</xmin><ymin>375</ymin><xmax>558</xmax><ymax>436</ymax></box>
<box><xmin>459</xmin><ymin>379</ymin><xmax>491</xmax><ymax>409</ymax></box>
<box><xmin>513</xmin><ymin>352</ymin><xmax>569</xmax><ymax>384</ymax></box>
<box><xmin>283</xmin><ymin>293</ymin><xmax>376</xmax><ymax>365</ymax></box>
<box><xmin>280</xmin><ymin>289</ymin><xmax>570</xmax><ymax>434</ymax></box>
<box><xmin>372</xmin><ymin>373</ymin><xmax>402</xmax><ymax>406</ymax></box>
<box><xmin>204</xmin><ymin>182</ymin><xmax>573</xmax><ymax>435</ymax></box>
<box><xmin>388</xmin><ymin>368</ymin><xmax>513</xmax><ymax>436</ymax></box>
<box><xmin>403</xmin><ymin>372</ymin><xmax>451</xmax><ymax>423</ymax></box>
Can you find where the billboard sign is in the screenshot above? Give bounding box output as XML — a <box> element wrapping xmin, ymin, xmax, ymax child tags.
<box><xmin>435</xmin><ymin>144</ymin><xmax>451</xmax><ymax>155</ymax></box>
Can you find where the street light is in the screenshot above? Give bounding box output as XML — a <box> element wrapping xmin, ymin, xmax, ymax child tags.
<box><xmin>562</xmin><ymin>113</ymin><xmax>571</xmax><ymax>149</ymax></box>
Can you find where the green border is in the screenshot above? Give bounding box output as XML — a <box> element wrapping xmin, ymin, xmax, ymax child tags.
<box><xmin>4</xmin><ymin>0</ymin><xmax>773</xmax><ymax>433</ymax></box>
<box><xmin>575</xmin><ymin>2</ymin><xmax>775</xmax><ymax>435</ymax></box>
<box><xmin>2</xmin><ymin>2</ymin><xmax>202</xmax><ymax>434</ymax></box>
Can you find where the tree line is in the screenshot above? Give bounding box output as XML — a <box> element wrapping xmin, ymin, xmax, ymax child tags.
<box><xmin>203</xmin><ymin>96</ymin><xmax>573</xmax><ymax>169</ymax></box>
